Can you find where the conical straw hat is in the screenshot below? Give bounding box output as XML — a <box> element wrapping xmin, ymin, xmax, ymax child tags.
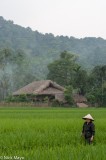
<box><xmin>82</xmin><ymin>114</ymin><xmax>94</xmax><ymax>121</ymax></box>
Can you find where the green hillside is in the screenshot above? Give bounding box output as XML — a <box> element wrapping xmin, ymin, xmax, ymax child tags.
<box><xmin>0</xmin><ymin>16</ymin><xmax>106</xmax><ymax>71</ymax></box>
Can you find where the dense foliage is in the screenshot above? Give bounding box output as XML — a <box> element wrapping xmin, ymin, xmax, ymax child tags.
<box><xmin>47</xmin><ymin>51</ymin><xmax>78</xmax><ymax>86</ymax></box>
<box><xmin>0</xmin><ymin>16</ymin><xmax>106</xmax><ymax>70</ymax></box>
<box><xmin>0</xmin><ymin>48</ymin><xmax>38</xmax><ymax>100</ymax></box>
<box><xmin>47</xmin><ymin>51</ymin><xmax>106</xmax><ymax>106</ymax></box>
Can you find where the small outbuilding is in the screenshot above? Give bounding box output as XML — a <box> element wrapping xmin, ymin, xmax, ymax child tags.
<box><xmin>73</xmin><ymin>94</ymin><xmax>88</xmax><ymax>108</ymax></box>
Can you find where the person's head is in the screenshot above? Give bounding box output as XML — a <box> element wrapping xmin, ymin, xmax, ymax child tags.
<box><xmin>85</xmin><ymin>118</ymin><xmax>92</xmax><ymax>123</ymax></box>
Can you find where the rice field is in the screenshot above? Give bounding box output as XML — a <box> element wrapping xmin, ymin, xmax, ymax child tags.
<box><xmin>0</xmin><ymin>106</ymin><xmax>106</xmax><ymax>160</ymax></box>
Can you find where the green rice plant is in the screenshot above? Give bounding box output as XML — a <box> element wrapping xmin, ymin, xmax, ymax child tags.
<box><xmin>0</xmin><ymin>107</ymin><xmax>105</xmax><ymax>159</ymax></box>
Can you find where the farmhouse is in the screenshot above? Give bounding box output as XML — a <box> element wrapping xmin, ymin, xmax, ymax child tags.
<box><xmin>13</xmin><ymin>80</ymin><xmax>65</xmax><ymax>104</ymax></box>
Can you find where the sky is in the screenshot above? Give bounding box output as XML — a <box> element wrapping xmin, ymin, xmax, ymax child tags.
<box><xmin>0</xmin><ymin>0</ymin><xmax>106</xmax><ymax>38</ymax></box>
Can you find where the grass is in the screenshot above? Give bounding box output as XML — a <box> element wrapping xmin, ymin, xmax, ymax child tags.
<box><xmin>0</xmin><ymin>107</ymin><xmax>105</xmax><ymax>160</ymax></box>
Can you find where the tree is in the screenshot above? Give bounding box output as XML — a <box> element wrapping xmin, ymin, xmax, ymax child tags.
<box><xmin>0</xmin><ymin>48</ymin><xmax>14</xmax><ymax>69</ymax></box>
<box><xmin>47</xmin><ymin>51</ymin><xmax>78</xmax><ymax>86</ymax></box>
<box><xmin>64</xmin><ymin>85</ymin><xmax>74</xmax><ymax>105</ymax></box>
<box><xmin>87</xmin><ymin>65</ymin><xmax>106</xmax><ymax>106</ymax></box>
<box><xmin>0</xmin><ymin>48</ymin><xmax>14</xmax><ymax>100</ymax></box>
<box><xmin>73</xmin><ymin>67</ymin><xmax>88</xmax><ymax>95</ymax></box>
<box><xmin>0</xmin><ymin>48</ymin><xmax>38</xmax><ymax>100</ymax></box>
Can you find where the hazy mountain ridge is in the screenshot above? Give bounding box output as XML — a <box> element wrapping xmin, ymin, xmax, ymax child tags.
<box><xmin>0</xmin><ymin>16</ymin><xmax>106</xmax><ymax>70</ymax></box>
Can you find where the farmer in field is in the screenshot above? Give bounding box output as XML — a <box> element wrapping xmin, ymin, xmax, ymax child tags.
<box><xmin>81</xmin><ymin>114</ymin><xmax>95</xmax><ymax>145</ymax></box>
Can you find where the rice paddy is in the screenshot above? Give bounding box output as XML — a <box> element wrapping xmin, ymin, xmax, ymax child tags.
<box><xmin>0</xmin><ymin>107</ymin><xmax>106</xmax><ymax>160</ymax></box>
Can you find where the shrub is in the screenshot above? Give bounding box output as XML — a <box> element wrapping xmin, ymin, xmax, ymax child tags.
<box><xmin>5</xmin><ymin>94</ymin><xmax>30</xmax><ymax>102</ymax></box>
<box><xmin>64</xmin><ymin>85</ymin><xmax>74</xmax><ymax>105</ymax></box>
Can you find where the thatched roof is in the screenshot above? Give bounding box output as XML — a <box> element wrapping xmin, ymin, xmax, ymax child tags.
<box><xmin>73</xmin><ymin>94</ymin><xmax>87</xmax><ymax>103</ymax></box>
<box><xmin>13</xmin><ymin>80</ymin><xmax>64</xmax><ymax>96</ymax></box>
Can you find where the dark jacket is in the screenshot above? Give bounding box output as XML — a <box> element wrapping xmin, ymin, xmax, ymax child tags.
<box><xmin>82</xmin><ymin>122</ymin><xmax>95</xmax><ymax>139</ymax></box>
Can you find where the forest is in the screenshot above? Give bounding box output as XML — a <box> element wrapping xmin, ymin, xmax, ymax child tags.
<box><xmin>0</xmin><ymin>17</ymin><xmax>106</xmax><ymax>106</ymax></box>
